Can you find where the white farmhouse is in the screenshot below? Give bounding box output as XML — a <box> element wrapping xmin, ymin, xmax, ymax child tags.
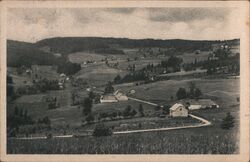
<box><xmin>170</xmin><ymin>103</ymin><xmax>188</xmax><ymax>117</ymax></box>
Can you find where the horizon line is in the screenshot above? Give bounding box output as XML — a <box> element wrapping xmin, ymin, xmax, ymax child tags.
<box><xmin>7</xmin><ymin>36</ymin><xmax>240</xmax><ymax>44</ymax></box>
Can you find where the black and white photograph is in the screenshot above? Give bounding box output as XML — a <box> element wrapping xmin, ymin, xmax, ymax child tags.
<box><xmin>1</xmin><ymin>1</ymin><xmax>249</xmax><ymax>162</ymax></box>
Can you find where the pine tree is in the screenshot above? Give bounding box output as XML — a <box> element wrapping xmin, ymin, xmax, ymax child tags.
<box><xmin>221</xmin><ymin>112</ymin><xmax>235</xmax><ymax>129</ymax></box>
<box><xmin>139</xmin><ymin>104</ymin><xmax>144</xmax><ymax>117</ymax></box>
<box><xmin>82</xmin><ymin>97</ymin><xmax>92</xmax><ymax>116</ymax></box>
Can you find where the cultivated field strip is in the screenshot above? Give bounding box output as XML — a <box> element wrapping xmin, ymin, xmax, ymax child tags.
<box><xmin>12</xmin><ymin>114</ymin><xmax>211</xmax><ymax>140</ymax></box>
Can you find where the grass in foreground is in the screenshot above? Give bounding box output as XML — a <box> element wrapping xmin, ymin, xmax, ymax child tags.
<box><xmin>7</xmin><ymin>126</ymin><xmax>238</xmax><ymax>154</ymax></box>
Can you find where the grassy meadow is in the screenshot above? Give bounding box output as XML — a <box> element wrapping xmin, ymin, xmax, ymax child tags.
<box><xmin>114</xmin><ymin>78</ymin><xmax>240</xmax><ymax>106</ymax></box>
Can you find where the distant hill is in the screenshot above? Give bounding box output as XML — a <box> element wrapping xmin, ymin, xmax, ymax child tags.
<box><xmin>35</xmin><ymin>37</ymin><xmax>240</xmax><ymax>55</ymax></box>
<box><xmin>7</xmin><ymin>37</ymin><xmax>240</xmax><ymax>67</ymax></box>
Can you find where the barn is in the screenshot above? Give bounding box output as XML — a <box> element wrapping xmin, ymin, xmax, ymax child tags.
<box><xmin>114</xmin><ymin>89</ymin><xmax>128</xmax><ymax>101</ymax></box>
<box><xmin>169</xmin><ymin>103</ymin><xmax>188</xmax><ymax>117</ymax></box>
<box><xmin>182</xmin><ymin>99</ymin><xmax>219</xmax><ymax>110</ymax></box>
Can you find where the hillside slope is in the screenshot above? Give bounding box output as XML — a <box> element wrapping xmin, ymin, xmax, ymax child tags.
<box><xmin>7</xmin><ymin>37</ymin><xmax>240</xmax><ymax>67</ymax></box>
<box><xmin>7</xmin><ymin>40</ymin><xmax>57</xmax><ymax>67</ymax></box>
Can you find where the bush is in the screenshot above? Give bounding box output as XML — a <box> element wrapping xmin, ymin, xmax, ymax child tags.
<box><xmin>221</xmin><ymin>112</ymin><xmax>235</xmax><ymax>130</ymax></box>
<box><xmin>104</xmin><ymin>82</ymin><xmax>115</xmax><ymax>94</ymax></box>
<box><xmin>82</xmin><ymin>97</ymin><xmax>92</xmax><ymax>116</ymax></box>
<box><xmin>92</xmin><ymin>123</ymin><xmax>113</xmax><ymax>137</ymax></box>
<box><xmin>176</xmin><ymin>88</ymin><xmax>187</xmax><ymax>100</ymax></box>
<box><xmin>85</xmin><ymin>114</ymin><xmax>94</xmax><ymax>124</ymax></box>
<box><xmin>46</xmin><ymin>133</ymin><xmax>53</xmax><ymax>139</ymax></box>
<box><xmin>138</xmin><ymin>104</ymin><xmax>144</xmax><ymax>117</ymax></box>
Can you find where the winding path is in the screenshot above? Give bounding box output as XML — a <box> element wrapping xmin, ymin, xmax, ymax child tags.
<box><xmin>128</xmin><ymin>97</ymin><xmax>158</xmax><ymax>106</ymax></box>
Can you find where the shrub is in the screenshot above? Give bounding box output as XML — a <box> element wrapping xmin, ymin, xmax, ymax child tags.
<box><xmin>138</xmin><ymin>104</ymin><xmax>144</xmax><ymax>117</ymax></box>
<box><xmin>221</xmin><ymin>112</ymin><xmax>235</xmax><ymax>130</ymax></box>
<box><xmin>92</xmin><ymin>123</ymin><xmax>113</xmax><ymax>137</ymax></box>
<box><xmin>131</xmin><ymin>109</ymin><xmax>137</xmax><ymax>117</ymax></box>
<box><xmin>123</xmin><ymin>105</ymin><xmax>132</xmax><ymax>117</ymax></box>
<box><xmin>82</xmin><ymin>97</ymin><xmax>92</xmax><ymax>116</ymax></box>
<box><xmin>85</xmin><ymin>114</ymin><xmax>94</xmax><ymax>124</ymax></box>
<box><xmin>176</xmin><ymin>88</ymin><xmax>187</xmax><ymax>100</ymax></box>
<box><xmin>46</xmin><ymin>133</ymin><xmax>53</xmax><ymax>139</ymax></box>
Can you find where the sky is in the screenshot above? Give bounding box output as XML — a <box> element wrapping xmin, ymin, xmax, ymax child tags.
<box><xmin>7</xmin><ymin>7</ymin><xmax>240</xmax><ymax>42</ymax></box>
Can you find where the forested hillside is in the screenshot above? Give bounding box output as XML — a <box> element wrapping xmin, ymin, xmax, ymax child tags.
<box><xmin>7</xmin><ymin>40</ymin><xmax>57</xmax><ymax>67</ymax></box>
<box><xmin>35</xmin><ymin>37</ymin><xmax>239</xmax><ymax>55</ymax></box>
<box><xmin>7</xmin><ymin>38</ymin><xmax>240</xmax><ymax>67</ymax></box>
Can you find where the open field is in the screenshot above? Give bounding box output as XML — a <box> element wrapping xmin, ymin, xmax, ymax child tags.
<box><xmin>116</xmin><ymin>58</ymin><xmax>162</xmax><ymax>71</ymax></box>
<box><xmin>8</xmin><ymin>98</ymin><xmax>156</xmax><ymax>129</ymax></box>
<box><xmin>8</xmin><ymin>65</ymin><xmax>60</xmax><ymax>91</ymax></box>
<box><xmin>8</xmin><ymin>84</ymin><xmax>75</xmax><ymax>124</ymax></box>
<box><xmin>8</xmin><ymin>74</ymin><xmax>34</xmax><ymax>88</ymax></box>
<box><xmin>180</xmin><ymin>51</ymin><xmax>210</xmax><ymax>63</ymax></box>
<box><xmin>93</xmin><ymin>100</ymin><xmax>155</xmax><ymax>115</ymax></box>
<box><xmin>31</xmin><ymin>65</ymin><xmax>60</xmax><ymax>80</ymax></box>
<box><xmin>74</xmin><ymin>63</ymin><xmax>129</xmax><ymax>86</ymax></box>
<box><xmin>107</xmin><ymin>116</ymin><xmax>201</xmax><ymax>132</ymax></box>
<box><xmin>79</xmin><ymin>115</ymin><xmax>201</xmax><ymax>131</ymax></box>
<box><xmin>114</xmin><ymin>78</ymin><xmax>239</xmax><ymax>106</ymax></box>
<box><xmin>68</xmin><ymin>52</ymin><xmax>107</xmax><ymax>63</ymax></box>
<box><xmin>68</xmin><ymin>51</ymin><xmax>128</xmax><ymax>64</ymax></box>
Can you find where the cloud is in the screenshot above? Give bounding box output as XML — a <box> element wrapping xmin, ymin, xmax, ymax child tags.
<box><xmin>8</xmin><ymin>8</ymin><xmax>62</xmax><ymax>26</ymax></box>
<box><xmin>7</xmin><ymin>7</ymin><xmax>240</xmax><ymax>42</ymax></box>
<box><xmin>147</xmin><ymin>8</ymin><xmax>230</xmax><ymax>23</ymax></box>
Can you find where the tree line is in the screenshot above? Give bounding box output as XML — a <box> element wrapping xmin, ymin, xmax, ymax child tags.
<box><xmin>176</xmin><ymin>82</ymin><xmax>202</xmax><ymax>100</ymax></box>
<box><xmin>113</xmin><ymin>56</ymin><xmax>183</xmax><ymax>84</ymax></box>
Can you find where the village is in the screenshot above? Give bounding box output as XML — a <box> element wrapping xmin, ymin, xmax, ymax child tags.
<box><xmin>6</xmin><ymin>39</ymin><xmax>239</xmax><ymax>139</ymax></box>
<box><xmin>4</xmin><ymin>5</ymin><xmax>245</xmax><ymax>155</ymax></box>
<box><xmin>6</xmin><ymin>37</ymin><xmax>240</xmax><ymax>154</ymax></box>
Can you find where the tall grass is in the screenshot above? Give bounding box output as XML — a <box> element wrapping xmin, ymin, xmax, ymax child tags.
<box><xmin>7</xmin><ymin>128</ymin><xmax>238</xmax><ymax>154</ymax></box>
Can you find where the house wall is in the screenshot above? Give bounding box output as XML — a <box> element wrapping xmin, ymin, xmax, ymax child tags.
<box><xmin>100</xmin><ymin>99</ymin><xmax>118</xmax><ymax>103</ymax></box>
<box><xmin>116</xmin><ymin>95</ymin><xmax>128</xmax><ymax>101</ymax></box>
<box><xmin>170</xmin><ymin>107</ymin><xmax>188</xmax><ymax>117</ymax></box>
<box><xmin>189</xmin><ymin>105</ymin><xmax>202</xmax><ymax>110</ymax></box>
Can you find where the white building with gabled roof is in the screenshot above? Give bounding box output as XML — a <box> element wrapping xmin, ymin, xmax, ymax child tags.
<box><xmin>170</xmin><ymin>103</ymin><xmax>188</xmax><ymax>117</ymax></box>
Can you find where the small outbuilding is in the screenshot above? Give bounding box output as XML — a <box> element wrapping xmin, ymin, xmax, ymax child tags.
<box><xmin>100</xmin><ymin>95</ymin><xmax>118</xmax><ymax>103</ymax></box>
<box><xmin>198</xmin><ymin>99</ymin><xmax>219</xmax><ymax>109</ymax></box>
<box><xmin>170</xmin><ymin>103</ymin><xmax>188</xmax><ymax>117</ymax></box>
<box><xmin>188</xmin><ymin>104</ymin><xmax>202</xmax><ymax>110</ymax></box>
